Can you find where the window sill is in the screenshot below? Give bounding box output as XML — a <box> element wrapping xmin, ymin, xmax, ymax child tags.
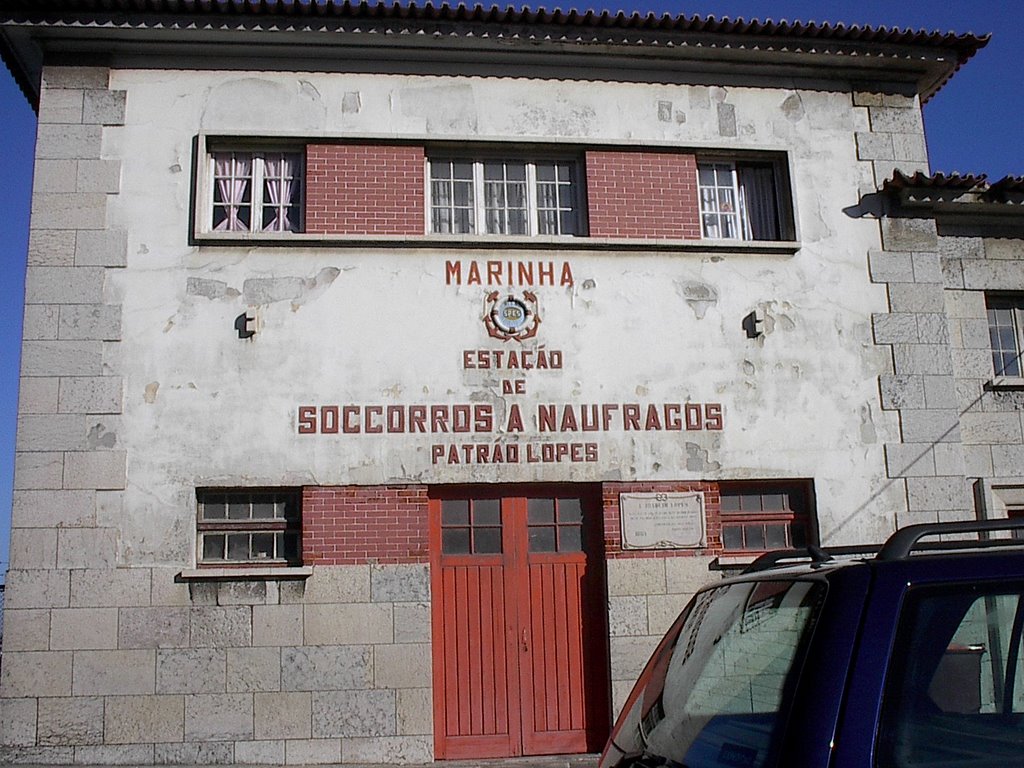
<box><xmin>191</xmin><ymin>231</ymin><xmax>801</xmax><ymax>255</ymax></box>
<box><xmin>712</xmin><ymin>555</ymin><xmax>759</xmax><ymax>568</ymax></box>
<box><xmin>176</xmin><ymin>566</ymin><xmax>313</xmax><ymax>582</ymax></box>
<box><xmin>987</xmin><ymin>376</ymin><xmax>1024</xmax><ymax>391</ymax></box>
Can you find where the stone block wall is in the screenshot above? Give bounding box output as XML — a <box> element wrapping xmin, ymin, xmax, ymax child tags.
<box><xmin>855</xmin><ymin>90</ymin><xmax>973</xmax><ymax>525</ymax></box>
<box><xmin>1</xmin><ymin>562</ymin><xmax>433</xmax><ymax>765</ymax></box>
<box><xmin>939</xmin><ymin>234</ymin><xmax>1024</xmax><ymax>490</ymax></box>
<box><xmin>1</xmin><ymin>65</ymin><xmax>132</xmax><ymax>762</ymax></box>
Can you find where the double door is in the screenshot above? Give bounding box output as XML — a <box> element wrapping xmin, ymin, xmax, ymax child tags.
<box><xmin>429</xmin><ymin>486</ymin><xmax>609</xmax><ymax>759</ymax></box>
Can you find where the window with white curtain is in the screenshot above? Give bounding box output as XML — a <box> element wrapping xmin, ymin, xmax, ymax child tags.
<box><xmin>698</xmin><ymin>159</ymin><xmax>787</xmax><ymax>241</ymax></box>
<box><xmin>428</xmin><ymin>157</ymin><xmax>580</xmax><ymax>236</ymax></box>
<box><xmin>209</xmin><ymin>149</ymin><xmax>303</xmax><ymax>234</ymax></box>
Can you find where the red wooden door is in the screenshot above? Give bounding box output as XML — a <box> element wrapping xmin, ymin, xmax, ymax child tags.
<box><xmin>429</xmin><ymin>487</ymin><xmax>608</xmax><ymax>759</ymax></box>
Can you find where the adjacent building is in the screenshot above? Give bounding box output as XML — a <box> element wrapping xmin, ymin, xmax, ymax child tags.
<box><xmin>0</xmin><ymin>1</ymin><xmax>1019</xmax><ymax>764</ymax></box>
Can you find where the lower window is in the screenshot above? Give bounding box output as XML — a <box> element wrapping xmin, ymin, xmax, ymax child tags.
<box><xmin>197</xmin><ymin>488</ymin><xmax>301</xmax><ymax>566</ymax></box>
<box><xmin>719</xmin><ymin>482</ymin><xmax>813</xmax><ymax>553</ymax></box>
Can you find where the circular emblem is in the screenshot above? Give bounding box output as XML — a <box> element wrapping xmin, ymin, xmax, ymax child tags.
<box><xmin>493</xmin><ymin>297</ymin><xmax>529</xmax><ymax>334</ymax></box>
<box><xmin>483</xmin><ymin>291</ymin><xmax>541</xmax><ymax>342</ymax></box>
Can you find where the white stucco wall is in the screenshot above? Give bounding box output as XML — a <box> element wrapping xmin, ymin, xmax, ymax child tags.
<box><xmin>104</xmin><ymin>70</ymin><xmax>902</xmax><ymax>564</ymax></box>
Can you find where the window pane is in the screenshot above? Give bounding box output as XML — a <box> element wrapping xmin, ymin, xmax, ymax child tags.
<box><xmin>508</xmin><ymin>208</ymin><xmax>528</xmax><ymax>235</ymax></box>
<box><xmin>442</xmin><ymin>528</ymin><xmax>471</xmax><ymax>554</ymax></box>
<box><xmin>740</xmin><ymin>494</ymin><xmax>763</xmax><ymax>512</ymax></box>
<box><xmin>203</xmin><ymin>498</ymin><xmax>227</xmax><ymax>520</ymax></box>
<box><xmin>283</xmin><ymin>533</ymin><xmax>300</xmax><ymax>561</ymax></box>
<box><xmin>251</xmin><ymin>501</ymin><xmax>276</xmax><ymax>519</ymax></box>
<box><xmin>765</xmin><ymin>524</ymin><xmax>788</xmax><ymax>549</ymax></box>
<box><xmin>722</xmin><ymin>526</ymin><xmax>744</xmax><ymax>550</ymax></box>
<box><xmin>559</xmin><ymin>211</ymin><xmax>577</xmax><ymax>236</ymax></box>
<box><xmin>720</xmin><ymin>494</ymin><xmax>742</xmax><ymax>513</ymax></box>
<box><xmin>762</xmin><ymin>493</ymin><xmax>786</xmax><ymax>511</ymax></box>
<box><xmin>559</xmin><ymin>526</ymin><xmax>583</xmax><ymax>552</ymax></box>
<box><xmin>473</xmin><ymin>499</ymin><xmax>501</xmax><ymax>526</ymax></box>
<box><xmin>442</xmin><ymin>500</ymin><xmax>469</xmax><ymax>526</ymax></box>
<box><xmin>474</xmin><ymin>527</ymin><xmax>502</xmax><ymax>554</ymax></box>
<box><xmin>538</xmin><ymin>210</ymin><xmax>558</xmax><ymax>235</ymax></box>
<box><xmin>453</xmin><ymin>181</ymin><xmax>473</xmax><ymax>208</ymax></box>
<box><xmin>228</xmin><ymin>501</ymin><xmax>250</xmax><ymax>520</ymax></box>
<box><xmin>506</xmin><ymin>163</ymin><xmax>526</xmax><ymax>181</ymax></box>
<box><xmin>557</xmin><ymin>498</ymin><xmax>583</xmax><ymax>523</ymax></box>
<box><xmin>528</xmin><ymin>498</ymin><xmax>555</xmax><ymax>524</ymax></box>
<box><xmin>744</xmin><ymin>524</ymin><xmax>766</xmax><ymax>550</ymax></box>
<box><xmin>252</xmin><ymin>533</ymin><xmax>275</xmax><ymax>559</ymax></box>
<box><xmin>536</xmin><ymin>164</ymin><xmax>555</xmax><ymax>182</ymax></box>
<box><xmin>202</xmin><ymin>534</ymin><xmax>225</xmax><ymax>560</ymax></box>
<box><xmin>529</xmin><ymin>527</ymin><xmax>557</xmax><ymax>552</ymax></box>
<box><xmin>227</xmin><ymin>533</ymin><xmax>250</xmax><ymax>560</ymax></box>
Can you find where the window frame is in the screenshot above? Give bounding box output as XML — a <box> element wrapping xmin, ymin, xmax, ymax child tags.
<box><xmin>425</xmin><ymin>153</ymin><xmax>585</xmax><ymax>237</ymax></box>
<box><xmin>986</xmin><ymin>293</ymin><xmax>1024</xmax><ymax>380</ymax></box>
<box><xmin>195</xmin><ymin>488</ymin><xmax>302</xmax><ymax>568</ymax></box>
<box><xmin>718</xmin><ymin>481</ymin><xmax>815</xmax><ymax>554</ymax></box>
<box><xmin>198</xmin><ymin>139</ymin><xmax>305</xmax><ymax>237</ymax></box>
<box><xmin>697</xmin><ymin>154</ymin><xmax>794</xmax><ymax>242</ymax></box>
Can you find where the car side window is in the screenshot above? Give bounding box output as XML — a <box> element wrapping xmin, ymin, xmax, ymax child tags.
<box><xmin>877</xmin><ymin>584</ymin><xmax>1024</xmax><ymax>766</ymax></box>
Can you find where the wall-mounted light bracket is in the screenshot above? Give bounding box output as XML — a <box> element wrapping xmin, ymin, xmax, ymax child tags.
<box><xmin>742</xmin><ymin>309</ymin><xmax>765</xmax><ymax>339</ymax></box>
<box><xmin>234</xmin><ymin>310</ymin><xmax>257</xmax><ymax>339</ymax></box>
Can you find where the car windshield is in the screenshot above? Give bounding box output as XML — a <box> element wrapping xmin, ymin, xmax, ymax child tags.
<box><xmin>600</xmin><ymin>578</ymin><xmax>825</xmax><ymax>768</ymax></box>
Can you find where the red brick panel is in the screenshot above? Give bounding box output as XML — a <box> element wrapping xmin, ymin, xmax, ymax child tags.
<box><xmin>305</xmin><ymin>144</ymin><xmax>425</xmax><ymax>235</ymax></box>
<box><xmin>303</xmin><ymin>485</ymin><xmax>429</xmax><ymax>565</ymax></box>
<box><xmin>601</xmin><ymin>481</ymin><xmax>720</xmax><ymax>558</ymax></box>
<box><xmin>585</xmin><ymin>151</ymin><xmax>700</xmax><ymax>239</ymax></box>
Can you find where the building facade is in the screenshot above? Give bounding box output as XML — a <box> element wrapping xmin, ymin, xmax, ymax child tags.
<box><xmin>0</xmin><ymin>2</ymin><xmax>1019</xmax><ymax>764</ymax></box>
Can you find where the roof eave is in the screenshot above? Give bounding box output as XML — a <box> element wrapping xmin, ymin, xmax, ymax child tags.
<box><xmin>0</xmin><ymin>15</ymin><xmax>984</xmax><ymax>109</ymax></box>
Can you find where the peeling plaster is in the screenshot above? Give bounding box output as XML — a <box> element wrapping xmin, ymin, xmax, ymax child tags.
<box><xmin>242</xmin><ymin>266</ymin><xmax>341</xmax><ymax>308</ymax></box>
<box><xmin>686</xmin><ymin>442</ymin><xmax>721</xmax><ymax>472</ymax></box>
<box><xmin>859</xmin><ymin>404</ymin><xmax>878</xmax><ymax>444</ymax></box>
<box><xmin>676</xmin><ymin>280</ymin><xmax>719</xmax><ymax>320</ymax></box>
<box><xmin>187</xmin><ymin>278</ymin><xmax>239</xmax><ymax>300</ymax></box>
<box><xmin>144</xmin><ymin>382</ymin><xmax>160</xmax><ymax>404</ymax></box>
<box><xmin>782</xmin><ymin>93</ymin><xmax>805</xmax><ymax>122</ymax></box>
<box><xmin>88</xmin><ymin>423</ymin><xmax>117</xmax><ymax>449</ymax></box>
<box><xmin>200</xmin><ymin>77</ymin><xmax>327</xmax><ymax>131</ymax></box>
<box><xmin>400</xmin><ymin>84</ymin><xmax>478</xmax><ymax>133</ymax></box>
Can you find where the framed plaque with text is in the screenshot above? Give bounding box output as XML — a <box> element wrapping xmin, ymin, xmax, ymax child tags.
<box><xmin>619</xmin><ymin>492</ymin><xmax>706</xmax><ymax>550</ymax></box>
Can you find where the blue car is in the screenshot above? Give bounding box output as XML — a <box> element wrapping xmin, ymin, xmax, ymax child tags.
<box><xmin>599</xmin><ymin>519</ymin><xmax>1024</xmax><ymax>768</ymax></box>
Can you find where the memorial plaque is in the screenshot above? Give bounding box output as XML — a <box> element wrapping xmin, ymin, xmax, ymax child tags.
<box><xmin>620</xmin><ymin>492</ymin><xmax>706</xmax><ymax>550</ymax></box>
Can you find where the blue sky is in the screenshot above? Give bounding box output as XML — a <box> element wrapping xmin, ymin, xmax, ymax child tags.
<box><xmin>0</xmin><ymin>1</ymin><xmax>1022</xmax><ymax>580</ymax></box>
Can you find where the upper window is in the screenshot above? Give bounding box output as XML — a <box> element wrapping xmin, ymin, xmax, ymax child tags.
<box><xmin>428</xmin><ymin>158</ymin><xmax>581</xmax><ymax>236</ymax></box>
<box><xmin>698</xmin><ymin>160</ymin><xmax>788</xmax><ymax>241</ymax></box>
<box><xmin>197</xmin><ymin>488</ymin><xmax>301</xmax><ymax>566</ymax></box>
<box><xmin>209</xmin><ymin>149</ymin><xmax>303</xmax><ymax>234</ymax></box>
<box><xmin>987</xmin><ymin>294</ymin><xmax>1024</xmax><ymax>378</ymax></box>
<box><xmin>719</xmin><ymin>482</ymin><xmax>813</xmax><ymax>553</ymax></box>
